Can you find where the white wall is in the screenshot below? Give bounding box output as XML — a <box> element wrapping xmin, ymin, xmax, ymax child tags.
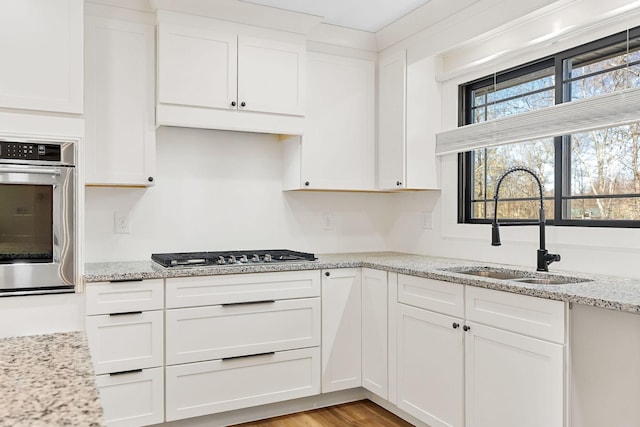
<box><xmin>84</xmin><ymin>126</ymin><xmax>394</xmax><ymax>262</ymax></box>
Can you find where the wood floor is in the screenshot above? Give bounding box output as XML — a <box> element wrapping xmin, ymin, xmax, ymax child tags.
<box><xmin>230</xmin><ymin>400</ymin><xmax>414</xmax><ymax>427</ymax></box>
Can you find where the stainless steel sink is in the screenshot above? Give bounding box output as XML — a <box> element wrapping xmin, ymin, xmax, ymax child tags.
<box><xmin>441</xmin><ymin>266</ymin><xmax>591</xmax><ymax>285</ymax></box>
<box><xmin>450</xmin><ymin>269</ymin><xmax>525</xmax><ymax>280</ymax></box>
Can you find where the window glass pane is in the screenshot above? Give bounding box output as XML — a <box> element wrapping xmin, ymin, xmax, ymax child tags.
<box><xmin>471</xmin><ymin>66</ymin><xmax>555</xmax><ymax>123</ymax></box>
<box><xmin>569</xmin><ymin>123</ymin><xmax>640</xmax><ymax>198</ymax></box>
<box><xmin>472</xmin><ymin>89</ymin><xmax>555</xmax><ymax>122</ymax></box>
<box><xmin>568</xmin><ymin>65</ymin><xmax>640</xmax><ymax>99</ymax></box>
<box><xmin>568</xmin><ymin>198</ymin><xmax>640</xmax><ymax>220</ymax></box>
<box><xmin>472</xmin><ymin>199</ymin><xmax>554</xmax><ymax>220</ymax></box>
<box><xmin>469</xmin><ymin>139</ymin><xmax>554</xmax><ymax>220</ymax></box>
<box><xmin>565</xmin><ymin>38</ymin><xmax>640</xmax><ymax>99</ymax></box>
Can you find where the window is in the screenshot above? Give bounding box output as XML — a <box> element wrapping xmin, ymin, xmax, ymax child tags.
<box><xmin>460</xmin><ymin>27</ymin><xmax>640</xmax><ymax>226</ymax></box>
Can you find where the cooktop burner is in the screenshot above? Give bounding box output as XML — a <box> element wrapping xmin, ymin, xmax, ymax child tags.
<box><xmin>151</xmin><ymin>249</ymin><xmax>317</xmax><ymax>268</ymax></box>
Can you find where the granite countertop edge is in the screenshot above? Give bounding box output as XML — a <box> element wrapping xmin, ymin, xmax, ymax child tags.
<box><xmin>83</xmin><ymin>252</ymin><xmax>640</xmax><ymax>314</ymax></box>
<box><xmin>0</xmin><ymin>331</ymin><xmax>104</xmax><ymax>427</ymax></box>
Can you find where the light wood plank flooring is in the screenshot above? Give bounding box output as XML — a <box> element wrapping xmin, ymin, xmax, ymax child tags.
<box><xmin>230</xmin><ymin>400</ymin><xmax>414</xmax><ymax>427</ymax></box>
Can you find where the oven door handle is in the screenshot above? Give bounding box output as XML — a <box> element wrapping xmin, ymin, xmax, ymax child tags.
<box><xmin>0</xmin><ymin>167</ymin><xmax>61</xmax><ymax>175</ymax></box>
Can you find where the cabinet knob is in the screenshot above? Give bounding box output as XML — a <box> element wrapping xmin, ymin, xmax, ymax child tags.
<box><xmin>396</xmin><ymin>181</ymin><xmax>402</xmax><ymax>186</ymax></box>
<box><xmin>240</xmin><ymin>101</ymin><xmax>246</xmax><ymax>107</ymax></box>
<box><xmin>463</xmin><ymin>325</ymin><xmax>471</xmax><ymax>332</ymax></box>
<box><xmin>452</xmin><ymin>322</ymin><xmax>460</xmax><ymax>329</ymax></box>
<box><xmin>325</xmin><ymin>271</ymin><xmax>330</xmax><ymax>277</ymax></box>
<box><xmin>148</xmin><ymin>176</ymin><xmax>154</xmax><ymax>182</ymax></box>
<box><xmin>231</xmin><ymin>101</ymin><xmax>236</xmax><ymax>107</ymax></box>
<box><xmin>304</xmin><ymin>181</ymin><xmax>310</xmax><ymax>187</ymax></box>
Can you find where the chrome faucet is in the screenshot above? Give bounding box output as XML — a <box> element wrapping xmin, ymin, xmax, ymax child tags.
<box><xmin>491</xmin><ymin>166</ymin><xmax>561</xmax><ymax>272</ymax></box>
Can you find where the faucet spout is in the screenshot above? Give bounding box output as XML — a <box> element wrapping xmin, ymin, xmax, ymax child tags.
<box><xmin>492</xmin><ymin>166</ymin><xmax>560</xmax><ymax>272</ymax></box>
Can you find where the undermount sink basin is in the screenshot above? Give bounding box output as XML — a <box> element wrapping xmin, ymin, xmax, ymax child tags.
<box><xmin>441</xmin><ymin>266</ymin><xmax>591</xmax><ymax>285</ymax></box>
<box><xmin>451</xmin><ymin>268</ymin><xmax>524</xmax><ymax>280</ymax></box>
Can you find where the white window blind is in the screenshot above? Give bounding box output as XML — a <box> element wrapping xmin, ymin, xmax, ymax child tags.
<box><xmin>435</xmin><ymin>86</ymin><xmax>640</xmax><ymax>156</ymax></box>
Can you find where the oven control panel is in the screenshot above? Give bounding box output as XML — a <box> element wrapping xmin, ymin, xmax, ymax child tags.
<box><xmin>0</xmin><ymin>141</ymin><xmax>61</xmax><ymax>161</ymax></box>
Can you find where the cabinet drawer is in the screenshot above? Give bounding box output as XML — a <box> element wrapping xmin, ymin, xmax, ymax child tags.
<box><xmin>95</xmin><ymin>367</ymin><xmax>164</xmax><ymax>427</ymax></box>
<box><xmin>86</xmin><ymin>311</ymin><xmax>164</xmax><ymax>375</ymax></box>
<box><xmin>86</xmin><ymin>279</ymin><xmax>164</xmax><ymax>315</ymax></box>
<box><xmin>165</xmin><ymin>347</ymin><xmax>320</xmax><ymax>421</ymax></box>
<box><xmin>166</xmin><ymin>297</ymin><xmax>320</xmax><ymax>365</ymax></box>
<box><xmin>465</xmin><ymin>286</ymin><xmax>566</xmax><ymax>344</ymax></box>
<box><xmin>166</xmin><ymin>270</ymin><xmax>321</xmax><ymax>308</ymax></box>
<box><xmin>397</xmin><ymin>274</ymin><xmax>464</xmax><ymax>318</ymax></box>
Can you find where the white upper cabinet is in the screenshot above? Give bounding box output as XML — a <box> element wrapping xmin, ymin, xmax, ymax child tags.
<box><xmin>84</xmin><ymin>9</ymin><xmax>156</xmax><ymax>186</ymax></box>
<box><xmin>282</xmin><ymin>52</ymin><xmax>376</xmax><ymax>191</ymax></box>
<box><xmin>0</xmin><ymin>0</ymin><xmax>83</xmax><ymax>113</ymax></box>
<box><xmin>238</xmin><ymin>36</ymin><xmax>305</xmax><ymax>116</ymax></box>
<box><xmin>378</xmin><ymin>50</ymin><xmax>440</xmax><ymax>191</ymax></box>
<box><xmin>158</xmin><ymin>24</ymin><xmax>237</xmax><ymax>110</ymax></box>
<box><xmin>156</xmin><ymin>11</ymin><xmax>305</xmax><ymax>134</ymax></box>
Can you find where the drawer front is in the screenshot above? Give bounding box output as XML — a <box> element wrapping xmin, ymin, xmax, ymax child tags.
<box><xmin>166</xmin><ymin>297</ymin><xmax>320</xmax><ymax>365</ymax></box>
<box><xmin>165</xmin><ymin>347</ymin><xmax>320</xmax><ymax>421</ymax></box>
<box><xmin>95</xmin><ymin>367</ymin><xmax>164</xmax><ymax>427</ymax></box>
<box><xmin>166</xmin><ymin>270</ymin><xmax>321</xmax><ymax>308</ymax></box>
<box><xmin>86</xmin><ymin>311</ymin><xmax>164</xmax><ymax>374</ymax></box>
<box><xmin>86</xmin><ymin>279</ymin><xmax>164</xmax><ymax>315</ymax></box>
<box><xmin>397</xmin><ymin>274</ymin><xmax>464</xmax><ymax>318</ymax></box>
<box><xmin>465</xmin><ymin>286</ymin><xmax>566</xmax><ymax>344</ymax></box>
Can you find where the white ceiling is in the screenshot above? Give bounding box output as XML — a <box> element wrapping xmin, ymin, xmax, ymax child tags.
<box><xmin>239</xmin><ymin>0</ymin><xmax>432</xmax><ymax>33</ymax></box>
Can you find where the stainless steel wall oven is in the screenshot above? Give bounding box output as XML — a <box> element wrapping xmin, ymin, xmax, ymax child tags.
<box><xmin>0</xmin><ymin>138</ymin><xmax>75</xmax><ymax>296</ymax></box>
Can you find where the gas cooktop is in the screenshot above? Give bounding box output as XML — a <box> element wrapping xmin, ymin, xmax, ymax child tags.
<box><xmin>151</xmin><ymin>249</ymin><xmax>317</xmax><ymax>268</ymax></box>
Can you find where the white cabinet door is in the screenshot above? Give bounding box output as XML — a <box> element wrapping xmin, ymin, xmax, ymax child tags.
<box><xmin>284</xmin><ymin>52</ymin><xmax>375</xmax><ymax>190</ymax></box>
<box><xmin>95</xmin><ymin>367</ymin><xmax>164</xmax><ymax>427</ymax></box>
<box><xmin>465</xmin><ymin>322</ymin><xmax>564</xmax><ymax>427</ymax></box>
<box><xmin>397</xmin><ymin>303</ymin><xmax>464</xmax><ymax>427</ymax></box>
<box><xmin>86</xmin><ymin>310</ymin><xmax>164</xmax><ymax>375</ymax></box>
<box><xmin>321</xmin><ymin>268</ymin><xmax>362</xmax><ymax>392</ymax></box>
<box><xmin>158</xmin><ymin>23</ymin><xmax>237</xmax><ymax>110</ymax></box>
<box><xmin>362</xmin><ymin>268</ymin><xmax>388</xmax><ymax>399</ymax></box>
<box><xmin>238</xmin><ymin>36</ymin><xmax>305</xmax><ymax>116</ymax></box>
<box><xmin>84</xmin><ymin>14</ymin><xmax>156</xmax><ymax>186</ymax></box>
<box><xmin>0</xmin><ymin>0</ymin><xmax>83</xmax><ymax>113</ymax></box>
<box><xmin>377</xmin><ymin>52</ymin><xmax>440</xmax><ymax>191</ymax></box>
<box><xmin>165</xmin><ymin>347</ymin><xmax>320</xmax><ymax>421</ymax></box>
<box><xmin>166</xmin><ymin>298</ymin><xmax>320</xmax><ymax>365</ymax></box>
<box><xmin>378</xmin><ymin>50</ymin><xmax>406</xmax><ymax>190</ymax></box>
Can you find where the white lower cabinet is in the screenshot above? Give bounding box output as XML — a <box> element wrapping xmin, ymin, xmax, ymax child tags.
<box><xmin>165</xmin><ymin>298</ymin><xmax>320</xmax><ymax>364</ymax></box>
<box><xmin>395</xmin><ymin>274</ymin><xmax>566</xmax><ymax>427</ymax></box>
<box><xmin>397</xmin><ymin>303</ymin><xmax>464</xmax><ymax>427</ymax></box>
<box><xmin>465</xmin><ymin>322</ymin><xmax>564</xmax><ymax>427</ymax></box>
<box><xmin>95</xmin><ymin>367</ymin><xmax>164</xmax><ymax>427</ymax></box>
<box><xmin>164</xmin><ymin>270</ymin><xmax>322</xmax><ymax>422</ymax></box>
<box><xmin>362</xmin><ymin>268</ymin><xmax>389</xmax><ymax>399</ymax></box>
<box><xmin>85</xmin><ymin>280</ymin><xmax>164</xmax><ymax>427</ymax></box>
<box><xmin>85</xmin><ymin>311</ymin><xmax>164</xmax><ymax>375</ymax></box>
<box><xmin>165</xmin><ymin>347</ymin><xmax>321</xmax><ymax>421</ymax></box>
<box><xmin>321</xmin><ymin>268</ymin><xmax>362</xmax><ymax>393</ymax></box>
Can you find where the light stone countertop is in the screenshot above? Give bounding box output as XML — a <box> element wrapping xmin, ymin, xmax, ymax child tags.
<box><xmin>84</xmin><ymin>252</ymin><xmax>640</xmax><ymax>314</ymax></box>
<box><xmin>0</xmin><ymin>331</ymin><xmax>104</xmax><ymax>427</ymax></box>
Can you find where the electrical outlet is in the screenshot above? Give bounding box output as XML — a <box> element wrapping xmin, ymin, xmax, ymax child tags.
<box><xmin>322</xmin><ymin>212</ymin><xmax>333</xmax><ymax>230</ymax></box>
<box><xmin>422</xmin><ymin>211</ymin><xmax>433</xmax><ymax>229</ymax></box>
<box><xmin>114</xmin><ymin>211</ymin><xmax>131</xmax><ymax>234</ymax></box>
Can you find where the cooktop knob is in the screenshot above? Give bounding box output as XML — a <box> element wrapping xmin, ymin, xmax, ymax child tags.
<box><xmin>264</xmin><ymin>254</ymin><xmax>272</xmax><ymax>262</ymax></box>
<box><xmin>252</xmin><ymin>254</ymin><xmax>260</xmax><ymax>262</ymax></box>
<box><xmin>228</xmin><ymin>255</ymin><xmax>237</xmax><ymax>263</ymax></box>
<box><xmin>239</xmin><ymin>255</ymin><xmax>248</xmax><ymax>263</ymax></box>
<box><xmin>217</xmin><ymin>256</ymin><xmax>226</xmax><ymax>265</ymax></box>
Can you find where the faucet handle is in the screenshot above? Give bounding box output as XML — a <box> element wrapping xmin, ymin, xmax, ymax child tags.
<box><xmin>537</xmin><ymin>249</ymin><xmax>561</xmax><ymax>271</ymax></box>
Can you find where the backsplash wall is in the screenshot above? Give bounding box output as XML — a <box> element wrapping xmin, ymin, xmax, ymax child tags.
<box><xmin>83</xmin><ymin>126</ymin><xmax>397</xmax><ymax>262</ymax></box>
